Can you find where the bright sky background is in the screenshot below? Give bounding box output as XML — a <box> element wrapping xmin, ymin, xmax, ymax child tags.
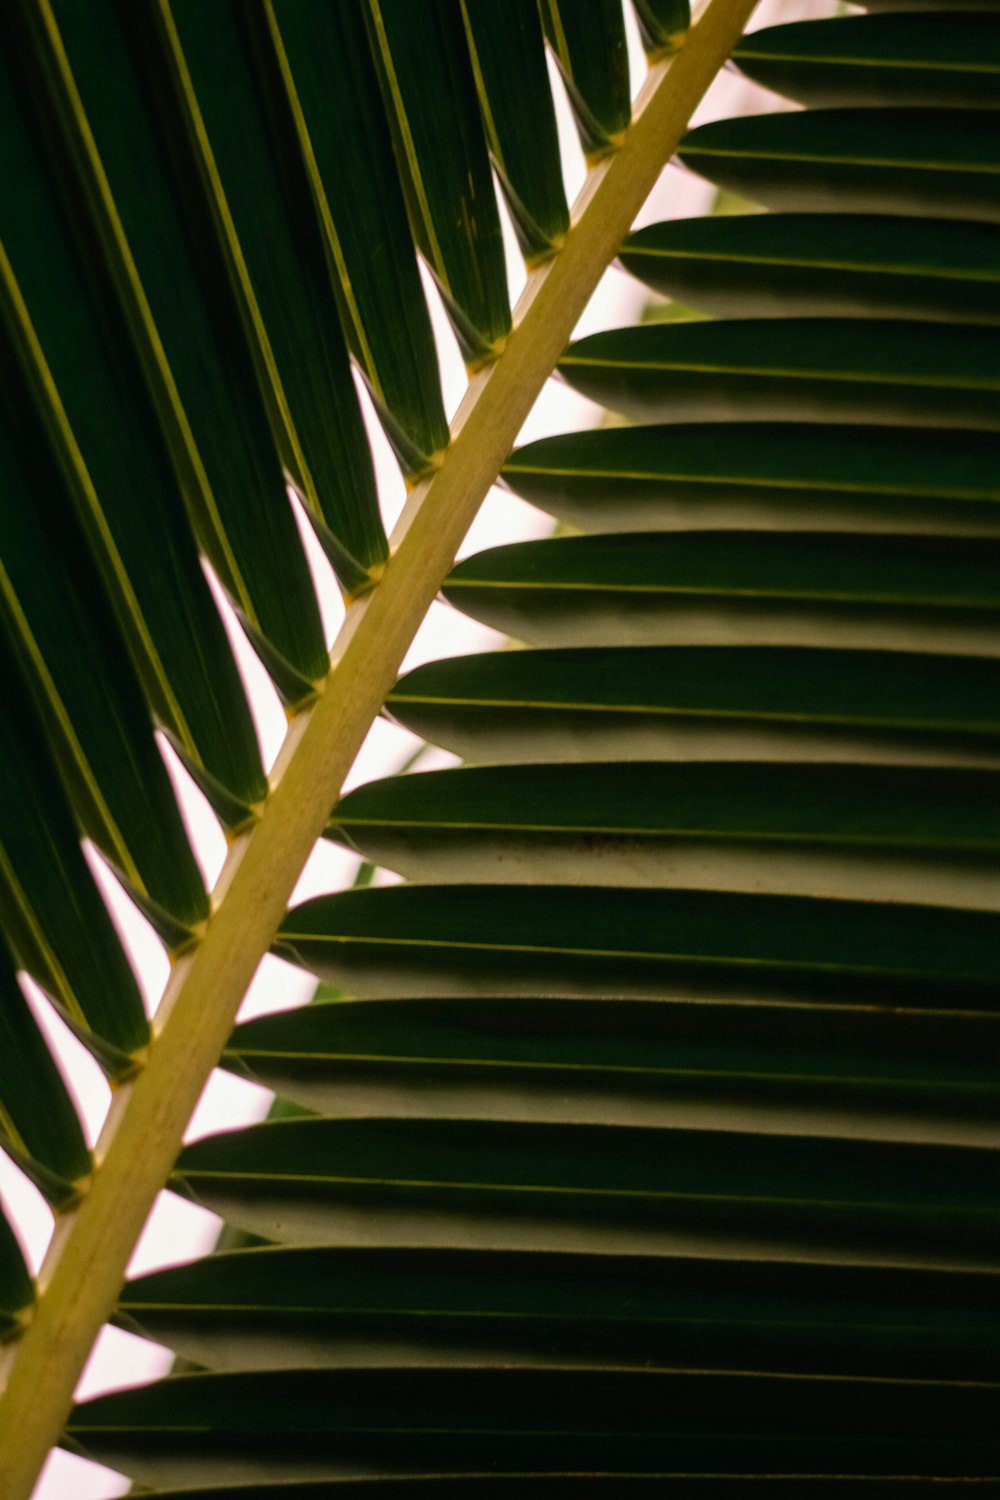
<box><xmin>0</xmin><ymin>4</ymin><xmax>839</xmax><ymax>1493</ymax></box>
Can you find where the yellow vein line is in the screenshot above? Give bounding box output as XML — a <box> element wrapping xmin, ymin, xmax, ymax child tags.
<box><xmin>624</xmin><ymin>247</ymin><xmax>1000</xmax><ymax>284</ymax></box>
<box><xmin>278</xmin><ymin>931</ymin><xmax>946</xmax><ymax>981</ymax></box>
<box><xmin>560</xmin><ymin>355</ymin><xmax>1000</xmax><ymax>391</ymax></box>
<box><xmin>734</xmin><ymin>50</ymin><xmax>1000</xmax><ymax>76</ymax></box>
<box><xmin>444</xmin><ymin>578</ymin><xmax>1000</xmax><ymax>605</ymax></box>
<box><xmin>330</xmin><ymin>817</ymin><xmax>991</xmax><ymax>849</ymax></box>
<box><xmin>682</xmin><ymin>146</ymin><xmax>1000</xmax><ymax>174</ymax></box>
<box><xmin>502</xmin><ymin>463</ymin><xmax>999</xmax><ymax>501</ymax></box>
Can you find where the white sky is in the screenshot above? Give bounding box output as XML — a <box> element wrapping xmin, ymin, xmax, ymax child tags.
<box><xmin>0</xmin><ymin>4</ymin><xmax>838</xmax><ymax>1493</ymax></box>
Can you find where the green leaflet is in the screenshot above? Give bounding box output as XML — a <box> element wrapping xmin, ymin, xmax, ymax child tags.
<box><xmin>0</xmin><ymin>640</ymin><xmax>148</xmax><ymax>1068</ymax></box>
<box><xmin>0</xmin><ymin>334</ymin><xmax>207</xmax><ymax>943</ymax></box>
<box><xmin>0</xmin><ymin>940</ymin><xmax>90</xmax><ymax>1204</ymax></box>
<box><xmin>618</xmin><ymin>213</ymin><xmax>1000</xmax><ymax>325</ymax></box>
<box><xmin>69</xmin><ymin>1364</ymin><xmax>1000</xmax><ymax>1485</ymax></box>
<box><xmin>365</xmin><ymin>0</ymin><xmax>511</xmax><ymax>368</ymax></box>
<box><xmin>631</xmin><ymin>0</ymin><xmax>690</xmax><ymax>57</ymax></box>
<box><xmin>46</xmin><ymin>1485</ymin><xmax>915</xmax><ymax>1499</ymax></box>
<box><xmin>733</xmin><ymin>13</ymin><xmax>1000</xmax><ymax>111</ymax></box>
<box><xmin>229</xmin><ymin>993</ymin><xmax>999</xmax><ymax>1097</ymax></box>
<box><xmin>539</xmin><ymin>0</ymin><xmax>631</xmax><ymax>160</ymax></box>
<box><xmin>278</xmin><ymin>884</ymin><xmax>1000</xmax><ymax>1009</ymax></box>
<box><xmin>226</xmin><ymin>993</ymin><xmax>999</xmax><ymax>1147</ymax></box>
<box><xmin>0</xmin><ymin>17</ymin><xmax>265</xmax><ymax>824</ymax></box>
<box><xmin>0</xmin><ymin>1194</ymin><xmax>32</xmax><ymax>1336</ymax></box>
<box><xmin>460</xmin><ymin>0</ymin><xmax>569</xmax><ymax>261</ymax></box>
<box><xmin>166</xmin><ymin>0</ymin><xmax>384</xmax><ymax>596</ymax></box>
<box><xmin>42</xmin><ymin>0</ymin><xmax>327</xmax><ymax>701</ymax></box>
<box><xmin>861</xmin><ymin>0</ymin><xmax>1000</xmax><ymax>9</ymax></box>
<box><xmin>174</xmin><ymin>1109</ymin><xmax>1000</xmax><ymax>1265</ymax></box>
<box><xmin>334</xmin><ymin>758</ymin><xmax>1000</xmax><ymax>847</ymax></box>
<box><xmin>558</xmin><ymin>320</ymin><xmax>1000</xmax><ymax>431</ymax></box>
<box><xmin>269</xmin><ymin>0</ymin><xmax>449</xmax><ymax>477</ymax></box>
<box><xmin>328</xmin><ymin>761</ymin><xmax>1000</xmax><ymax>911</ymax></box>
<box><xmin>442</xmin><ymin>530</ymin><xmax>1000</xmax><ymax>654</ymax></box>
<box><xmin>502</xmin><ymin>424</ymin><xmax>1000</xmax><ymax>535</ymax></box>
<box><xmin>121</xmin><ymin>1242</ymin><xmax>1000</xmax><ymax>1379</ymax></box>
<box><xmin>677</xmin><ymin>108</ymin><xmax>1000</xmax><ymax>223</ymax></box>
<box><xmin>385</xmin><ymin>645</ymin><xmax>1000</xmax><ymax>768</ymax></box>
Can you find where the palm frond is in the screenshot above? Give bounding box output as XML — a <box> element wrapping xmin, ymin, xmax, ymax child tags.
<box><xmin>2</xmin><ymin>0</ymin><xmax>997</xmax><ymax>1493</ymax></box>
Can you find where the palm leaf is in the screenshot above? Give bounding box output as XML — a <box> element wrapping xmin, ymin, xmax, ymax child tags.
<box><xmin>1</xmin><ymin>0</ymin><xmax>997</xmax><ymax>1494</ymax></box>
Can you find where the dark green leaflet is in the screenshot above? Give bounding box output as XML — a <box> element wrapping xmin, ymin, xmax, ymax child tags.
<box><xmin>442</xmin><ymin>529</ymin><xmax>1000</xmax><ymax>655</ymax></box>
<box><xmin>460</xmin><ymin>0</ymin><xmax>568</xmax><ymax>261</ymax></box>
<box><xmin>225</xmin><ymin>992</ymin><xmax>999</xmax><ymax>1150</ymax></box>
<box><xmin>39</xmin><ymin>1481</ymin><xmax>1000</xmax><ymax>1500</ymax></box>
<box><xmin>0</xmin><ymin>642</ymin><xmax>148</xmax><ymax>1069</ymax></box>
<box><xmin>0</xmin><ymin>1193</ymin><xmax>31</xmax><ymax>1335</ymax></box>
<box><xmin>333</xmin><ymin>761</ymin><xmax>1000</xmax><ymax>849</ymax></box>
<box><xmin>502</xmin><ymin>424</ymin><xmax>1000</xmax><ymax>536</ymax></box>
<box><xmin>386</xmin><ymin>645</ymin><xmax>1000</xmax><ymax>769</ymax></box>
<box><xmin>733</xmin><ymin>13</ymin><xmax>1000</xmax><ymax>111</ymax></box>
<box><xmin>457</xmin><ymin>524</ymin><xmax>997</xmax><ymax>595</ymax></box>
<box><xmin>678</xmin><ymin>109</ymin><xmax>1000</xmax><ymax>223</ymax></box>
<box><xmin>365</xmin><ymin>0</ymin><xmax>510</xmax><ymax>368</ymax></box>
<box><xmin>69</xmin><ymin>1364</ymin><xmax>1000</xmax><ymax>1486</ymax></box>
<box><xmin>618</xmin><ymin>214</ymin><xmax>1000</xmax><ymax>325</ymax></box>
<box><xmin>228</xmin><ymin>995</ymin><xmax>1000</xmax><ymax>1106</ymax></box>
<box><xmin>175</xmin><ymin>1111</ymin><xmax>1000</xmax><ymax>1270</ymax></box>
<box><xmin>270</xmin><ymin>0</ymin><xmax>449</xmax><ymax>477</ymax></box>
<box><xmin>539</xmin><ymin>0</ymin><xmax>631</xmax><ymax>159</ymax></box>
<box><xmin>121</xmin><ymin>1243</ymin><xmax>1000</xmax><ymax>1380</ymax></box>
<box><xmin>0</xmin><ymin>939</ymin><xmax>90</xmax><ymax>1204</ymax></box>
<box><xmin>861</xmin><ymin>0</ymin><xmax>1000</xmax><ymax>9</ymax></box>
<box><xmin>167</xmin><ymin>0</ymin><xmax>384</xmax><ymax>596</ymax></box>
<box><xmin>328</xmin><ymin>761</ymin><xmax>1000</xmax><ymax>911</ymax></box>
<box><xmin>278</xmin><ymin>884</ymin><xmax>1000</xmax><ymax>1010</ymax></box>
<box><xmin>558</xmin><ymin>320</ymin><xmax>1000</xmax><ymax>431</ymax></box>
